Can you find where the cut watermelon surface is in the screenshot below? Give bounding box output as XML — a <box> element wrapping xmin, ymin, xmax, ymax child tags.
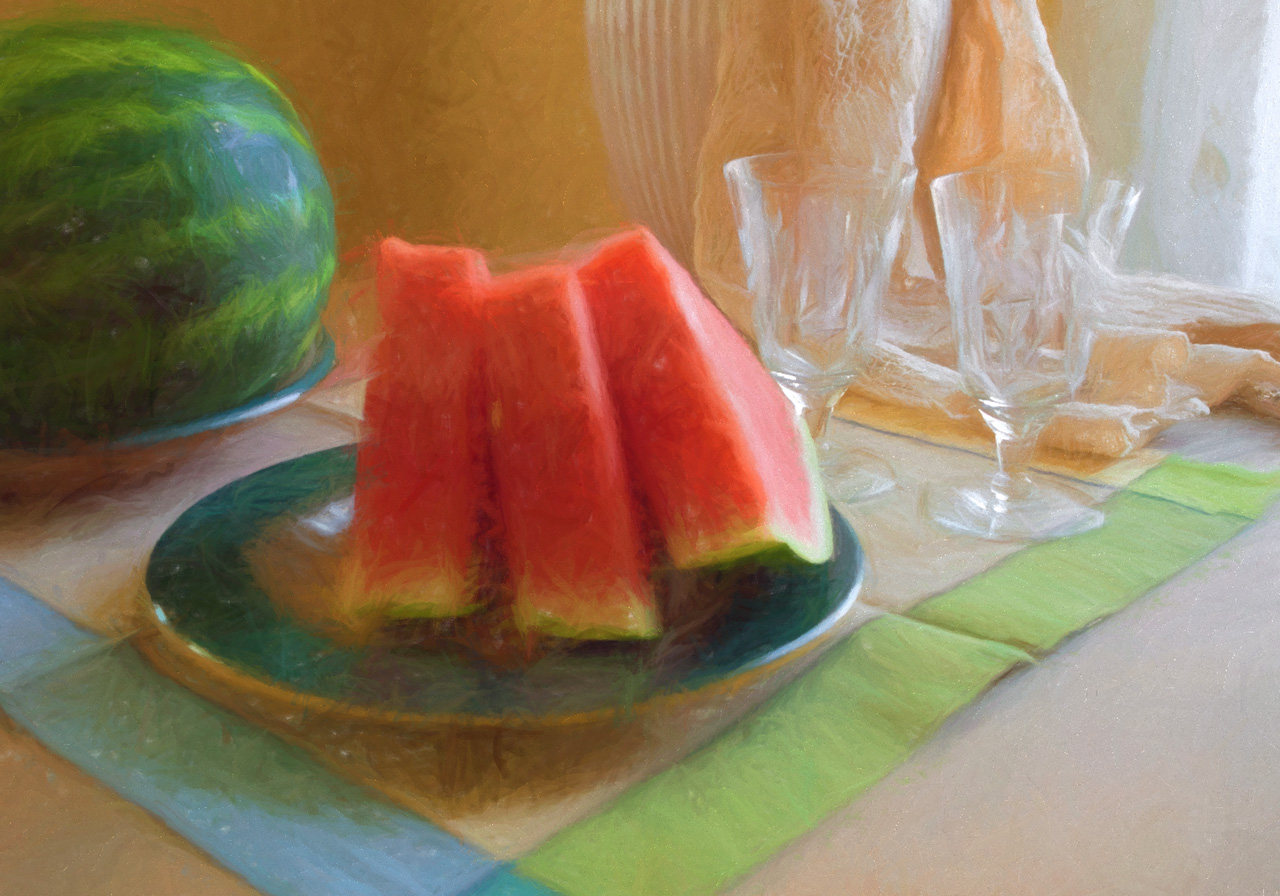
<box><xmin>577</xmin><ymin>228</ymin><xmax>833</xmax><ymax>568</ymax></box>
<box><xmin>482</xmin><ymin>266</ymin><xmax>659</xmax><ymax>639</ymax></box>
<box><xmin>350</xmin><ymin>238</ymin><xmax>491</xmax><ymax>625</ymax></box>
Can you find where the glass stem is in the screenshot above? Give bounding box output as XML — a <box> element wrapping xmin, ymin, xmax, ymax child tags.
<box><xmin>983</xmin><ymin>410</ymin><xmax>1045</xmax><ymax>503</ymax></box>
<box><xmin>780</xmin><ymin>386</ymin><xmax>840</xmax><ymax>443</ymax></box>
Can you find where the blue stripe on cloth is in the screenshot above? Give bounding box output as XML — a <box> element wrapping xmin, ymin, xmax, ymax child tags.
<box><xmin>0</xmin><ymin>577</ymin><xmax>109</xmax><ymax>688</ymax></box>
<box><xmin>0</xmin><ymin>579</ymin><xmax>500</xmax><ymax>896</ymax></box>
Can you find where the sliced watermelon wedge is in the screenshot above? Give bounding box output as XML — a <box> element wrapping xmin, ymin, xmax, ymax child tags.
<box><xmin>482</xmin><ymin>266</ymin><xmax>659</xmax><ymax>639</ymax></box>
<box><xmin>349</xmin><ymin>238</ymin><xmax>491</xmax><ymax>625</ymax></box>
<box><xmin>577</xmin><ymin>228</ymin><xmax>833</xmax><ymax>568</ymax></box>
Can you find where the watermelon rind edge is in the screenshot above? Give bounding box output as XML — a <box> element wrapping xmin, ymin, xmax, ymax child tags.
<box><xmin>786</xmin><ymin>415</ymin><xmax>837</xmax><ymax>565</ymax></box>
<box><xmin>666</xmin><ymin>414</ymin><xmax>835</xmax><ymax>571</ymax></box>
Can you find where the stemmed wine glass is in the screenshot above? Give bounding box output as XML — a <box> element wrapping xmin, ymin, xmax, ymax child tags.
<box><xmin>925</xmin><ymin>167</ymin><xmax>1138</xmax><ymax>541</ymax></box>
<box><xmin>725</xmin><ymin>152</ymin><xmax>916</xmax><ymax>503</ymax></box>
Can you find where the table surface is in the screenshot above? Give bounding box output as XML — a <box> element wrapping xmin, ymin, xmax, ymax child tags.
<box><xmin>1</xmin><ymin>392</ymin><xmax>1277</xmax><ymax>896</ymax></box>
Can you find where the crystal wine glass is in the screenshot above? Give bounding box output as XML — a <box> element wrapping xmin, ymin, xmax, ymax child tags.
<box><xmin>725</xmin><ymin>152</ymin><xmax>916</xmax><ymax>503</ymax></box>
<box><xmin>925</xmin><ymin>167</ymin><xmax>1137</xmax><ymax>541</ymax></box>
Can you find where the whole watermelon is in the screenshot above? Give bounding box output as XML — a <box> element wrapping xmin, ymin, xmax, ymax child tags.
<box><xmin>0</xmin><ymin>19</ymin><xmax>337</xmax><ymax>448</ymax></box>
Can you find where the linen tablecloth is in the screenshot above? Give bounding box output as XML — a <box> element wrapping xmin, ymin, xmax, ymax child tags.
<box><xmin>1</xmin><ymin>391</ymin><xmax>1278</xmax><ymax>895</ymax></box>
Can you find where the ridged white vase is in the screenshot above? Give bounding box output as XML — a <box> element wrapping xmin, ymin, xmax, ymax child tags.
<box><xmin>584</xmin><ymin>0</ymin><xmax>720</xmax><ymax>267</ymax></box>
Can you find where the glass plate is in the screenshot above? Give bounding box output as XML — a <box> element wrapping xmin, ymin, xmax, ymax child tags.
<box><xmin>137</xmin><ymin>446</ymin><xmax>864</xmax><ymax>727</ymax></box>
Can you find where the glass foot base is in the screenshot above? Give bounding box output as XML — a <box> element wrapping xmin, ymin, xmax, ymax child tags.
<box><xmin>925</xmin><ymin>475</ymin><xmax>1104</xmax><ymax>542</ymax></box>
<box><xmin>818</xmin><ymin>444</ymin><xmax>896</xmax><ymax>504</ymax></box>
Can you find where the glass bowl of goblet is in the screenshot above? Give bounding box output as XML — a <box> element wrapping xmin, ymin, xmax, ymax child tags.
<box><xmin>725</xmin><ymin>152</ymin><xmax>916</xmax><ymax>504</ymax></box>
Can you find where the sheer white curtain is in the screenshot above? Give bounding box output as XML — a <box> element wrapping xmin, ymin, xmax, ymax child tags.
<box><xmin>1052</xmin><ymin>0</ymin><xmax>1280</xmax><ymax>299</ymax></box>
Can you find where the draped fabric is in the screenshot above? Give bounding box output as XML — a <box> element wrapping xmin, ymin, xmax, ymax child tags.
<box><xmin>584</xmin><ymin>0</ymin><xmax>1280</xmax><ymax>457</ymax></box>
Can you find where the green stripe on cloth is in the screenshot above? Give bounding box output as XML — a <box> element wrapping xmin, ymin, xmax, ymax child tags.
<box><xmin>1125</xmin><ymin>456</ymin><xmax>1280</xmax><ymax>518</ymax></box>
<box><xmin>517</xmin><ymin>616</ymin><xmax>1030</xmax><ymax>896</ymax></box>
<box><xmin>910</xmin><ymin>457</ymin><xmax>1280</xmax><ymax>654</ymax></box>
<box><xmin>515</xmin><ymin>456</ymin><xmax>1280</xmax><ymax>896</ymax></box>
<box><xmin>909</xmin><ymin>493</ymin><xmax>1246</xmax><ymax>653</ymax></box>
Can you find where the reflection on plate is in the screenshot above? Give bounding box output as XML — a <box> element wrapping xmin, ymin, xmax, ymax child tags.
<box><xmin>137</xmin><ymin>446</ymin><xmax>864</xmax><ymax>728</ymax></box>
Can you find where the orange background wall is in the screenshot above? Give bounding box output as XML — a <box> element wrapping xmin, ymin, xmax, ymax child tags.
<box><xmin>6</xmin><ymin>0</ymin><xmax>627</xmax><ymax>258</ymax></box>
<box><xmin>4</xmin><ymin>2</ymin><xmax>1141</xmax><ymax>263</ymax></box>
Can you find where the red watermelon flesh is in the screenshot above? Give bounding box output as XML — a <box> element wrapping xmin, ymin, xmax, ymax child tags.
<box><xmin>482</xmin><ymin>265</ymin><xmax>659</xmax><ymax>639</ymax></box>
<box><xmin>577</xmin><ymin>228</ymin><xmax>832</xmax><ymax>568</ymax></box>
<box><xmin>349</xmin><ymin>238</ymin><xmax>491</xmax><ymax>625</ymax></box>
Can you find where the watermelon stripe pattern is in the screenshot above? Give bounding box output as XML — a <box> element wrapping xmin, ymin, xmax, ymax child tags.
<box><xmin>0</xmin><ymin>19</ymin><xmax>336</xmax><ymax>446</ymax></box>
<box><xmin>0</xmin><ymin>101</ymin><xmax>308</xmax><ymax>188</ymax></box>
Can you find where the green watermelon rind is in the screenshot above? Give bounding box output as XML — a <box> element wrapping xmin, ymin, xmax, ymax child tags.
<box><xmin>576</xmin><ymin>229</ymin><xmax>836</xmax><ymax>577</ymax></box>
<box><xmin>668</xmin><ymin>415</ymin><xmax>835</xmax><ymax>570</ymax></box>
<box><xmin>514</xmin><ymin>591</ymin><xmax>662</xmax><ymax>642</ymax></box>
<box><xmin>767</xmin><ymin>416</ymin><xmax>835</xmax><ymax>565</ymax></box>
<box><xmin>0</xmin><ymin>19</ymin><xmax>337</xmax><ymax>445</ymax></box>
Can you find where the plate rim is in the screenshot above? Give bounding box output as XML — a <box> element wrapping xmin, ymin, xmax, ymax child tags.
<box><xmin>115</xmin><ymin>329</ymin><xmax>337</xmax><ymax>448</ymax></box>
<box><xmin>135</xmin><ymin>447</ymin><xmax>865</xmax><ymax>730</ymax></box>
